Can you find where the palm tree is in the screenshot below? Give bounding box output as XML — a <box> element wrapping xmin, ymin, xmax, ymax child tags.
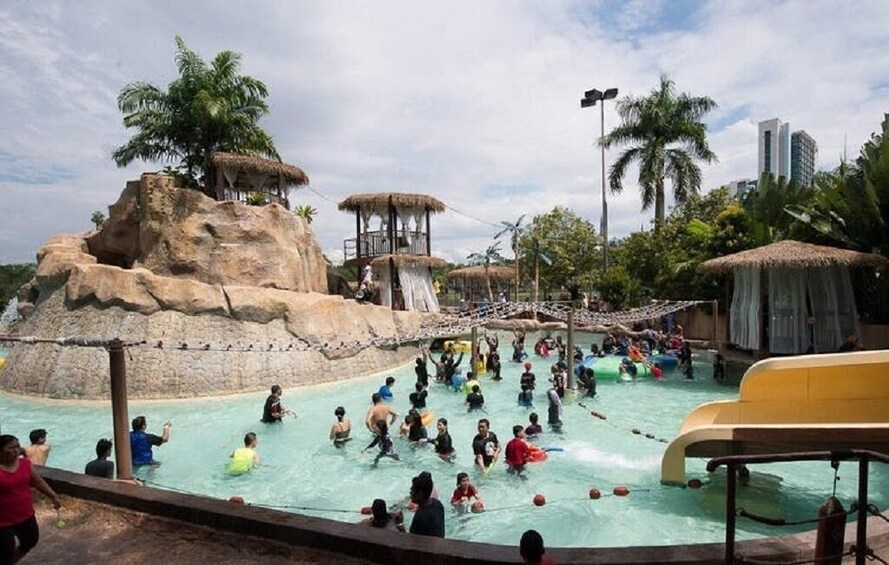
<box><xmin>466</xmin><ymin>243</ymin><xmax>505</xmax><ymax>302</ymax></box>
<box><xmin>112</xmin><ymin>36</ymin><xmax>279</xmax><ymax>194</ymax></box>
<box><xmin>601</xmin><ymin>75</ymin><xmax>718</xmax><ymax>229</ymax></box>
<box><xmin>494</xmin><ymin>214</ymin><xmax>525</xmax><ymax>301</ymax></box>
<box><xmin>294</xmin><ymin>204</ymin><xmax>318</xmax><ymax>224</ymax></box>
<box><xmin>528</xmin><ymin>236</ymin><xmax>552</xmax><ymax>303</ymax></box>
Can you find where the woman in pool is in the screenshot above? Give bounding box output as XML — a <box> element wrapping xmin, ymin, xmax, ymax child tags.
<box><xmin>360</xmin><ymin>498</ymin><xmax>404</xmax><ymax>532</ymax></box>
<box><xmin>430</xmin><ymin>418</ymin><xmax>455</xmax><ymax>461</ymax></box>
<box><xmin>329</xmin><ymin>406</ymin><xmax>352</xmax><ymax>448</ymax></box>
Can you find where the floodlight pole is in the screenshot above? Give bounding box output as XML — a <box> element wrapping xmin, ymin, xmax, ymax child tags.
<box><xmin>581</xmin><ymin>87</ymin><xmax>618</xmax><ymax>272</ymax></box>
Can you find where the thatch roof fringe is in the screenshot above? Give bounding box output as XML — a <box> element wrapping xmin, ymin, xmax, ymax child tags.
<box><xmin>338</xmin><ymin>193</ymin><xmax>446</xmax><ymax>214</ymax></box>
<box><xmin>698</xmin><ymin>240</ymin><xmax>889</xmax><ymax>274</ymax></box>
<box><xmin>369</xmin><ymin>254</ymin><xmax>448</xmax><ymax>268</ymax></box>
<box><xmin>210</xmin><ymin>152</ymin><xmax>309</xmax><ymax>186</ymax></box>
<box><xmin>447</xmin><ymin>265</ymin><xmax>514</xmax><ymax>280</ymax></box>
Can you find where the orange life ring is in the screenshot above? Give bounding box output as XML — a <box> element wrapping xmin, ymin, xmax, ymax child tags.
<box><xmin>527</xmin><ymin>444</ymin><xmax>548</xmax><ymax>463</ymax></box>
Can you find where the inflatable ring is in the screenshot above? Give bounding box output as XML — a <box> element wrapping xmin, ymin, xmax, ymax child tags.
<box><xmin>420</xmin><ymin>411</ymin><xmax>436</xmax><ymax>427</ymax></box>
<box><xmin>474</xmin><ymin>359</ymin><xmax>487</xmax><ymax>374</ymax></box>
<box><xmin>443</xmin><ymin>340</ymin><xmax>472</xmax><ymax>354</ymax></box>
<box><xmin>0</xmin><ymin>358</ymin><xmax>5</xmax><ymax>370</ymax></box>
<box><xmin>527</xmin><ymin>444</ymin><xmax>548</xmax><ymax>463</ymax></box>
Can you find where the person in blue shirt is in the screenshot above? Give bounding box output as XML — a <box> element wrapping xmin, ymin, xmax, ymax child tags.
<box><xmin>130</xmin><ymin>416</ymin><xmax>170</xmax><ymax>466</ymax></box>
<box><xmin>378</xmin><ymin>376</ymin><xmax>395</xmax><ymax>401</ymax></box>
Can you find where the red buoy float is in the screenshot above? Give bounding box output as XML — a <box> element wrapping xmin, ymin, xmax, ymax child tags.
<box><xmin>687</xmin><ymin>479</ymin><xmax>703</xmax><ymax>489</ymax></box>
<box><xmin>228</xmin><ymin>496</ymin><xmax>245</xmax><ymax>505</ymax></box>
<box><xmin>533</xmin><ymin>494</ymin><xmax>546</xmax><ymax>506</ymax></box>
<box><xmin>471</xmin><ymin>501</ymin><xmax>485</xmax><ymax>513</ymax></box>
<box><xmin>613</xmin><ymin>486</ymin><xmax>630</xmax><ymax>497</ymax></box>
<box><xmin>360</xmin><ymin>506</ymin><xmax>373</xmax><ymax>515</ymax></box>
<box><xmin>589</xmin><ymin>488</ymin><xmax>602</xmax><ymax>500</ymax></box>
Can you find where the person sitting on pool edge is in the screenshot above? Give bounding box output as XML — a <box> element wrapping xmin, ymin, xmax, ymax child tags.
<box><xmin>227</xmin><ymin>432</ymin><xmax>259</xmax><ymax>476</ymax></box>
<box><xmin>130</xmin><ymin>416</ymin><xmax>170</xmax><ymax>466</ymax></box>
<box><xmin>409</xmin><ymin>472</ymin><xmax>444</xmax><ymax>537</ymax></box>
<box><xmin>84</xmin><ymin>438</ymin><xmax>114</xmax><ymax>479</ymax></box>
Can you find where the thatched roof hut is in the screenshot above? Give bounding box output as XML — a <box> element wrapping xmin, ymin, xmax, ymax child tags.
<box><xmin>338</xmin><ymin>193</ymin><xmax>445</xmax><ymax>215</ymax></box>
<box><xmin>699</xmin><ymin>240</ymin><xmax>889</xmax><ymax>273</ymax></box>
<box><xmin>210</xmin><ymin>152</ymin><xmax>309</xmax><ymax>208</ymax></box>
<box><xmin>447</xmin><ymin>265</ymin><xmax>514</xmax><ymax>280</ymax></box>
<box><xmin>701</xmin><ymin>240</ymin><xmax>888</xmax><ymax>355</ymax></box>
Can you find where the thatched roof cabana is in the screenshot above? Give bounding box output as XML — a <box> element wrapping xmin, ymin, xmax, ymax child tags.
<box><xmin>210</xmin><ymin>152</ymin><xmax>309</xmax><ymax>209</ymax></box>
<box><xmin>370</xmin><ymin>254</ymin><xmax>448</xmax><ymax>268</ymax></box>
<box><xmin>699</xmin><ymin>240</ymin><xmax>889</xmax><ymax>274</ymax></box>
<box><xmin>701</xmin><ymin>240</ymin><xmax>888</xmax><ymax>355</ymax></box>
<box><xmin>338</xmin><ymin>193</ymin><xmax>445</xmax><ymax>215</ymax></box>
<box><xmin>448</xmin><ymin>265</ymin><xmax>514</xmax><ymax>280</ymax></box>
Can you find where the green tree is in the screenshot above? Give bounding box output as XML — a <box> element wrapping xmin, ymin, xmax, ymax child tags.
<box><xmin>112</xmin><ymin>36</ymin><xmax>279</xmax><ymax>194</ymax></box>
<box><xmin>494</xmin><ymin>214</ymin><xmax>526</xmax><ymax>301</ymax></box>
<box><xmin>0</xmin><ymin>264</ymin><xmax>35</xmax><ymax>311</ymax></box>
<box><xmin>519</xmin><ymin>207</ymin><xmax>599</xmax><ymax>298</ymax></box>
<box><xmin>90</xmin><ymin>211</ymin><xmax>106</xmax><ymax>230</ymax></box>
<box><xmin>467</xmin><ymin>243</ymin><xmax>505</xmax><ymax>302</ymax></box>
<box><xmin>602</xmin><ymin>75</ymin><xmax>718</xmax><ymax>229</ymax></box>
<box><xmin>741</xmin><ymin>172</ymin><xmax>813</xmax><ymax>245</ymax></box>
<box><xmin>294</xmin><ymin>204</ymin><xmax>318</xmax><ymax>224</ymax></box>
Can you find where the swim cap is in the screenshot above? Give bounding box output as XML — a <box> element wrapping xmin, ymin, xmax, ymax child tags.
<box><xmin>524</xmin><ymin>362</ymin><xmax>532</xmax><ymax>370</ymax></box>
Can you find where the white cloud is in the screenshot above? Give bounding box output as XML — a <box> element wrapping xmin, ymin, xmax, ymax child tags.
<box><xmin>1</xmin><ymin>0</ymin><xmax>887</xmax><ymax>265</ymax></box>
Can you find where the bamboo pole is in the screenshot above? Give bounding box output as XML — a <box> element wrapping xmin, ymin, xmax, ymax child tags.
<box><xmin>567</xmin><ymin>308</ymin><xmax>575</xmax><ymax>389</ymax></box>
<box><xmin>109</xmin><ymin>339</ymin><xmax>133</xmax><ymax>481</ymax></box>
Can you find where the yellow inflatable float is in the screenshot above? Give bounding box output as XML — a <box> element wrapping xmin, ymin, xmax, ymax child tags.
<box><xmin>0</xmin><ymin>357</ymin><xmax>5</xmax><ymax>370</ymax></box>
<box><xmin>443</xmin><ymin>340</ymin><xmax>472</xmax><ymax>354</ymax></box>
<box><xmin>421</xmin><ymin>411</ymin><xmax>436</xmax><ymax>426</ymax></box>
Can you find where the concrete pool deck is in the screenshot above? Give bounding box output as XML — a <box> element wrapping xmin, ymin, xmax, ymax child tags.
<box><xmin>35</xmin><ymin>467</ymin><xmax>889</xmax><ymax>564</ymax></box>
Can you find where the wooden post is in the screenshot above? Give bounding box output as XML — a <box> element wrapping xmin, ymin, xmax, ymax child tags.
<box><xmin>567</xmin><ymin>308</ymin><xmax>575</xmax><ymax>389</ymax></box>
<box><xmin>725</xmin><ymin>463</ymin><xmax>737</xmax><ymax>565</ymax></box>
<box><xmin>355</xmin><ymin>211</ymin><xmax>362</xmax><ymax>261</ymax></box>
<box><xmin>425</xmin><ymin>207</ymin><xmax>431</xmax><ymax>257</ymax></box>
<box><xmin>109</xmin><ymin>339</ymin><xmax>133</xmax><ymax>481</ymax></box>
<box><xmin>712</xmin><ymin>299</ymin><xmax>719</xmax><ymax>347</ymax></box>
<box><xmin>470</xmin><ymin>326</ymin><xmax>479</xmax><ymax>377</ymax></box>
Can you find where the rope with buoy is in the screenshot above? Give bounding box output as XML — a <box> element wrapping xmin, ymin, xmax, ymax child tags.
<box><xmin>577</xmin><ymin>402</ymin><xmax>672</xmax><ymax>444</ymax></box>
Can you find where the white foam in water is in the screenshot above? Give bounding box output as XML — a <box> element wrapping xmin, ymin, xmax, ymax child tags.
<box><xmin>562</xmin><ymin>440</ymin><xmax>662</xmax><ymax>471</ymax></box>
<box><xmin>0</xmin><ymin>297</ymin><xmax>19</xmax><ymax>333</ymax></box>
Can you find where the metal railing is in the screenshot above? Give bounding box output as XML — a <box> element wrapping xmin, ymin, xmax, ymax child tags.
<box><xmin>342</xmin><ymin>230</ymin><xmax>429</xmax><ymax>261</ymax></box>
<box><xmin>707</xmin><ymin>450</ymin><xmax>889</xmax><ymax>565</ymax></box>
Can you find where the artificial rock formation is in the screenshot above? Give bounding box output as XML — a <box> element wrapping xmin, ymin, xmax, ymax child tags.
<box><xmin>3</xmin><ymin>174</ymin><xmax>424</xmax><ymax>399</ymax></box>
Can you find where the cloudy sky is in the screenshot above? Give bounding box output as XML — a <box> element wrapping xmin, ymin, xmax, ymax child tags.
<box><xmin>1</xmin><ymin>1</ymin><xmax>887</xmax><ymax>265</ymax></box>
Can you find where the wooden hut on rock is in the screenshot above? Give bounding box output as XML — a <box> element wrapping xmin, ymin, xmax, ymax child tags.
<box><xmin>699</xmin><ymin>240</ymin><xmax>889</xmax><ymax>354</ymax></box>
<box><xmin>210</xmin><ymin>151</ymin><xmax>309</xmax><ymax>209</ymax></box>
<box><xmin>338</xmin><ymin>193</ymin><xmax>446</xmax><ymax>312</ymax></box>
<box><xmin>447</xmin><ymin>265</ymin><xmax>514</xmax><ymax>304</ymax></box>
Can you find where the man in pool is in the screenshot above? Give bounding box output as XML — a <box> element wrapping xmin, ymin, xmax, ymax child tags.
<box><xmin>261</xmin><ymin>385</ymin><xmax>294</xmax><ymax>423</ymax></box>
<box><xmin>84</xmin><ymin>438</ymin><xmax>114</xmax><ymax>479</ymax></box>
<box><xmin>524</xmin><ymin>413</ymin><xmax>543</xmax><ymax>437</ymax></box>
<box><xmin>24</xmin><ymin>429</ymin><xmax>50</xmax><ymax>466</ymax></box>
<box><xmin>363</xmin><ymin>421</ymin><xmax>399</xmax><ymax>466</ymax></box>
<box><xmin>472</xmin><ymin>418</ymin><xmax>500</xmax><ymax>473</ymax></box>
<box><xmin>365</xmin><ymin>392</ymin><xmax>398</xmax><ymax>435</ymax></box>
<box><xmin>520</xmin><ymin>362</ymin><xmax>536</xmax><ymax>390</ymax></box>
<box><xmin>378</xmin><ymin>376</ymin><xmax>395</xmax><ymax>400</ymax></box>
<box><xmin>130</xmin><ymin>416</ymin><xmax>170</xmax><ymax>466</ymax></box>
<box><xmin>409</xmin><ymin>381</ymin><xmax>428</xmax><ymax>411</ymax></box>
<box><xmin>409</xmin><ymin>472</ymin><xmax>444</xmax><ymax>537</ymax></box>
<box><xmin>505</xmin><ymin>425</ymin><xmax>533</xmax><ymax>475</ymax></box>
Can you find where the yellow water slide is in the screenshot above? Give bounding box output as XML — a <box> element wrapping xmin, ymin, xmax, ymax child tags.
<box><xmin>661</xmin><ymin>350</ymin><xmax>889</xmax><ymax>485</ymax></box>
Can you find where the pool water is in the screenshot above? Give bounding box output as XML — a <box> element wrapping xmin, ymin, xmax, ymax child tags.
<box><xmin>1</xmin><ymin>336</ymin><xmax>887</xmax><ymax>548</ymax></box>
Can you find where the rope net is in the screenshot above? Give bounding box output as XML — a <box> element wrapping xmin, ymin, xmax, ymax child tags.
<box><xmin>0</xmin><ymin>300</ymin><xmax>705</xmax><ymax>354</ymax></box>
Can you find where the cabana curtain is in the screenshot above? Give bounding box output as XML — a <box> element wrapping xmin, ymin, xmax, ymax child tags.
<box><xmin>730</xmin><ymin>266</ymin><xmax>760</xmax><ymax>350</ymax></box>
<box><xmin>398</xmin><ymin>263</ymin><xmax>439</xmax><ymax>313</ymax></box>
<box><xmin>378</xmin><ymin>266</ymin><xmax>392</xmax><ymax>308</ymax></box>
<box><xmin>768</xmin><ymin>267</ymin><xmax>809</xmax><ymax>354</ymax></box>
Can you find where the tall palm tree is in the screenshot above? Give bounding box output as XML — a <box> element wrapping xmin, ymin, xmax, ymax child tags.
<box><xmin>494</xmin><ymin>214</ymin><xmax>525</xmax><ymax>301</ymax></box>
<box><xmin>601</xmin><ymin>75</ymin><xmax>717</xmax><ymax>229</ymax></box>
<box><xmin>466</xmin><ymin>243</ymin><xmax>505</xmax><ymax>302</ymax></box>
<box><xmin>112</xmin><ymin>36</ymin><xmax>279</xmax><ymax>194</ymax></box>
<box><xmin>528</xmin><ymin>236</ymin><xmax>552</xmax><ymax>303</ymax></box>
<box><xmin>294</xmin><ymin>204</ymin><xmax>318</xmax><ymax>224</ymax></box>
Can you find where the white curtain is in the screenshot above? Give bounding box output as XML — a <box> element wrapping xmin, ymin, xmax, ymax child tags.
<box><xmin>378</xmin><ymin>264</ymin><xmax>392</xmax><ymax>308</ymax></box>
<box><xmin>834</xmin><ymin>265</ymin><xmax>860</xmax><ymax>346</ymax></box>
<box><xmin>396</xmin><ymin>207</ymin><xmax>412</xmax><ymax>247</ymax></box>
<box><xmin>807</xmin><ymin>266</ymin><xmax>842</xmax><ymax>352</ymax></box>
<box><xmin>397</xmin><ymin>263</ymin><xmax>439</xmax><ymax>312</ymax></box>
<box><xmin>730</xmin><ymin>266</ymin><xmax>761</xmax><ymax>350</ymax></box>
<box><xmin>769</xmin><ymin>267</ymin><xmax>809</xmax><ymax>354</ymax></box>
<box><xmin>221</xmin><ymin>167</ymin><xmax>238</xmax><ymax>187</ymax></box>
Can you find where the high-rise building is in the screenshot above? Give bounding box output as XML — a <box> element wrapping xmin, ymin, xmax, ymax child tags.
<box><xmin>758</xmin><ymin>118</ymin><xmax>790</xmax><ymax>180</ymax></box>
<box><xmin>791</xmin><ymin>130</ymin><xmax>817</xmax><ymax>187</ymax></box>
<box><xmin>729</xmin><ymin>178</ymin><xmax>758</xmax><ymax>199</ymax></box>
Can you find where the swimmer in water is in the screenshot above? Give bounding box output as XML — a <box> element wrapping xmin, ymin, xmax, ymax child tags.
<box><xmin>366</xmin><ymin>392</ymin><xmax>398</xmax><ymax>435</ymax></box>
<box><xmin>227</xmin><ymin>432</ymin><xmax>259</xmax><ymax>475</ymax></box>
<box><xmin>430</xmin><ymin>418</ymin><xmax>455</xmax><ymax>461</ymax></box>
<box><xmin>450</xmin><ymin>472</ymin><xmax>482</xmax><ymax>511</ymax></box>
<box><xmin>363</xmin><ymin>421</ymin><xmax>400</xmax><ymax>467</ymax></box>
<box><xmin>330</xmin><ymin>406</ymin><xmax>352</xmax><ymax>448</ymax></box>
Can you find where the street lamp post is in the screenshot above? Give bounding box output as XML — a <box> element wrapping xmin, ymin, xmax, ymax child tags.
<box><xmin>581</xmin><ymin>87</ymin><xmax>618</xmax><ymax>271</ymax></box>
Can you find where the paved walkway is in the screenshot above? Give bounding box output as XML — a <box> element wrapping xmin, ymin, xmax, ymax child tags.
<box><xmin>25</xmin><ymin>496</ymin><xmax>374</xmax><ymax>564</ymax></box>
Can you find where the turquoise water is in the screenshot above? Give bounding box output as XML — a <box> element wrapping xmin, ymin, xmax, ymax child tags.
<box><xmin>1</xmin><ymin>338</ymin><xmax>887</xmax><ymax>548</ymax></box>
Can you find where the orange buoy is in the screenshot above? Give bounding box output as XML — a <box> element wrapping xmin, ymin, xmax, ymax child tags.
<box><xmin>471</xmin><ymin>501</ymin><xmax>485</xmax><ymax>513</ymax></box>
<box><xmin>533</xmin><ymin>494</ymin><xmax>546</xmax><ymax>506</ymax></box>
<box><xmin>687</xmin><ymin>479</ymin><xmax>703</xmax><ymax>489</ymax></box>
<box><xmin>228</xmin><ymin>496</ymin><xmax>245</xmax><ymax>505</ymax></box>
<box><xmin>589</xmin><ymin>488</ymin><xmax>602</xmax><ymax>500</ymax></box>
<box><xmin>360</xmin><ymin>506</ymin><xmax>373</xmax><ymax>515</ymax></box>
<box><xmin>613</xmin><ymin>486</ymin><xmax>630</xmax><ymax>497</ymax></box>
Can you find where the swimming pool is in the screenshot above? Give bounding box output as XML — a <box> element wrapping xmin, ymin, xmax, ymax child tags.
<box><xmin>1</xmin><ymin>335</ymin><xmax>886</xmax><ymax>548</ymax></box>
